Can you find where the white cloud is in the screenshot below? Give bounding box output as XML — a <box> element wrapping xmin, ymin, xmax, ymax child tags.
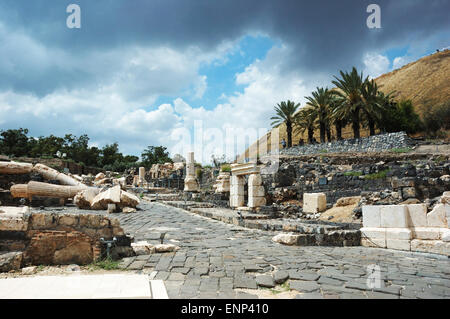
<box><xmin>392</xmin><ymin>55</ymin><xmax>414</xmax><ymax>70</ymax></box>
<box><xmin>362</xmin><ymin>53</ymin><xmax>391</xmax><ymax>78</ymax></box>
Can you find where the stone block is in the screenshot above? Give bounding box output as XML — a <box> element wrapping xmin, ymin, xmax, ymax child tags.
<box><xmin>303</xmin><ymin>193</ymin><xmax>326</xmax><ymax>213</ymax></box>
<box><xmin>361</xmin><ymin>237</ymin><xmax>386</xmax><ymax>248</ymax></box>
<box><xmin>380</xmin><ymin>205</ymin><xmax>409</xmax><ymax>228</ymax></box>
<box><xmin>412</xmin><ymin>227</ymin><xmax>441</xmax><ymax>240</ymax></box>
<box><xmin>411</xmin><ymin>239</ymin><xmax>450</xmax><ymax>256</ymax></box>
<box><xmin>427</xmin><ymin>204</ymin><xmax>447</xmax><ymax>228</ymax></box>
<box><xmin>407</xmin><ymin>204</ymin><xmax>427</xmax><ymax>227</ymax></box>
<box><xmin>386</xmin><ymin>228</ymin><xmax>412</xmax><ymax>240</ymax></box>
<box><xmin>272</xmin><ymin>233</ymin><xmax>301</xmax><ymax>245</ymax></box>
<box><xmin>248</xmin><ymin>186</ymin><xmax>265</xmax><ymax>197</ymax></box>
<box><xmin>446</xmin><ymin>204</ymin><xmax>450</xmax><ymax>228</ymax></box>
<box><xmin>230</xmin><ymin>195</ymin><xmax>244</xmax><ymax>208</ymax></box>
<box><xmin>362</xmin><ymin>206</ymin><xmax>381</xmax><ymax>228</ymax></box>
<box><xmin>230</xmin><ymin>175</ymin><xmax>244</xmax><ymax>186</ymax></box>
<box><xmin>248</xmin><ymin>174</ymin><xmax>262</xmax><ymax>186</ymax></box>
<box><xmin>386</xmin><ymin>239</ymin><xmax>411</xmax><ymax>251</ymax></box>
<box><xmin>248</xmin><ymin>196</ymin><xmax>266</xmax><ymax>208</ymax></box>
<box><xmin>401</xmin><ymin>187</ymin><xmax>416</xmax><ymax>199</ymax></box>
<box><xmin>230</xmin><ymin>184</ymin><xmax>244</xmax><ymax>196</ymax></box>
<box><xmin>440</xmin><ymin>229</ymin><xmax>450</xmax><ymax>242</ymax></box>
<box><xmin>360</xmin><ymin>227</ymin><xmax>386</xmax><ymax>240</ymax></box>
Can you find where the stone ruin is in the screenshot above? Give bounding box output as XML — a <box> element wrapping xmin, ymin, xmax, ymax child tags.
<box><xmin>184</xmin><ymin>152</ymin><xmax>199</xmax><ymax>192</ymax></box>
<box><xmin>361</xmin><ymin>191</ymin><xmax>450</xmax><ymax>255</ymax></box>
<box><xmin>229</xmin><ymin>162</ymin><xmax>266</xmax><ymax>209</ymax></box>
<box><xmin>213</xmin><ymin>171</ymin><xmax>230</xmax><ymax>193</ymax></box>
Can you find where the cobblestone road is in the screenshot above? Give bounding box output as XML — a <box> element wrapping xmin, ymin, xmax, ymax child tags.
<box><xmin>117</xmin><ymin>202</ymin><xmax>450</xmax><ymax>299</ymax></box>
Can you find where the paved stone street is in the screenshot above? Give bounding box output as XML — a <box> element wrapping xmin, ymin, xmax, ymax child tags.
<box><xmin>116</xmin><ymin>201</ymin><xmax>450</xmax><ymax>299</ymax></box>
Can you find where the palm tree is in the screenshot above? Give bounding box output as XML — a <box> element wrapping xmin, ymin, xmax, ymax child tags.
<box><xmin>361</xmin><ymin>79</ymin><xmax>386</xmax><ymax>136</ymax></box>
<box><xmin>305</xmin><ymin>87</ymin><xmax>334</xmax><ymax>143</ymax></box>
<box><xmin>294</xmin><ymin>108</ymin><xmax>316</xmax><ymax>144</ymax></box>
<box><xmin>271</xmin><ymin>100</ymin><xmax>301</xmax><ymax>148</ymax></box>
<box><xmin>332</xmin><ymin>67</ymin><xmax>368</xmax><ymax>139</ymax></box>
<box><xmin>328</xmin><ymin>92</ymin><xmax>348</xmax><ymax>141</ymax></box>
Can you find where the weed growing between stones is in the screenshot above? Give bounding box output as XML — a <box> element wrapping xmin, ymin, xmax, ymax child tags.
<box><xmin>88</xmin><ymin>258</ymin><xmax>120</xmax><ymax>271</ymax></box>
<box><xmin>364</xmin><ymin>169</ymin><xmax>390</xmax><ymax>180</ymax></box>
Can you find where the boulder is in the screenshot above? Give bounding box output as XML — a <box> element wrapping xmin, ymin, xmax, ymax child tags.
<box><xmin>120</xmin><ymin>191</ymin><xmax>140</xmax><ymax>208</ymax></box>
<box><xmin>272</xmin><ymin>233</ymin><xmax>300</xmax><ymax>245</ymax></box>
<box><xmin>90</xmin><ymin>185</ymin><xmax>121</xmax><ymax>210</ymax></box>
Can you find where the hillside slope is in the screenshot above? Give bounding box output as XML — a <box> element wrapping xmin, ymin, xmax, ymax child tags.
<box><xmin>239</xmin><ymin>50</ymin><xmax>450</xmax><ymax>161</ymax></box>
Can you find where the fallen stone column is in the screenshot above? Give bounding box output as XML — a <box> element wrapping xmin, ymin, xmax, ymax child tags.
<box><xmin>0</xmin><ymin>161</ymin><xmax>33</xmax><ymax>174</ymax></box>
<box><xmin>11</xmin><ymin>181</ymin><xmax>89</xmax><ymax>200</ymax></box>
<box><xmin>32</xmin><ymin>164</ymin><xmax>87</xmax><ymax>188</ymax></box>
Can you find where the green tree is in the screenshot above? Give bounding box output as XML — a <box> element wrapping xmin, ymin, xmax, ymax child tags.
<box><xmin>141</xmin><ymin>146</ymin><xmax>172</xmax><ymax>168</ymax></box>
<box><xmin>0</xmin><ymin>128</ymin><xmax>30</xmax><ymax>157</ymax></box>
<box><xmin>332</xmin><ymin>67</ymin><xmax>367</xmax><ymax>139</ymax></box>
<box><xmin>305</xmin><ymin>87</ymin><xmax>335</xmax><ymax>143</ymax></box>
<box><xmin>270</xmin><ymin>100</ymin><xmax>301</xmax><ymax>148</ymax></box>
<box><xmin>379</xmin><ymin>100</ymin><xmax>423</xmax><ymax>135</ymax></box>
<box><xmin>294</xmin><ymin>108</ymin><xmax>316</xmax><ymax>144</ymax></box>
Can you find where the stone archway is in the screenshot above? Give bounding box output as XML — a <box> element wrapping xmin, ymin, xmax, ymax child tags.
<box><xmin>230</xmin><ymin>163</ymin><xmax>266</xmax><ymax>209</ymax></box>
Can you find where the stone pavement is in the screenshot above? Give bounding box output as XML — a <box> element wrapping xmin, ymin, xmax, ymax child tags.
<box><xmin>116</xmin><ymin>202</ymin><xmax>450</xmax><ymax>299</ymax></box>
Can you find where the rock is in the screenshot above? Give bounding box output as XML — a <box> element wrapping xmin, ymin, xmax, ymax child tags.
<box><xmin>273</xmin><ymin>270</ymin><xmax>289</xmax><ymax>284</ymax></box>
<box><xmin>256</xmin><ymin>275</ymin><xmax>275</xmax><ymax>288</ymax></box>
<box><xmin>107</xmin><ymin>203</ymin><xmax>117</xmax><ymax>214</ymax></box>
<box><xmin>0</xmin><ymin>252</ymin><xmax>23</xmax><ymax>272</ymax></box>
<box><xmin>272</xmin><ymin>233</ymin><xmax>300</xmax><ymax>245</ymax></box>
<box><xmin>336</xmin><ymin>196</ymin><xmax>361</xmax><ymax>207</ymax></box>
<box><xmin>74</xmin><ymin>188</ymin><xmax>100</xmax><ymax>209</ymax></box>
<box><xmin>131</xmin><ymin>241</ymin><xmax>155</xmax><ymax>255</ymax></box>
<box><xmin>122</xmin><ymin>207</ymin><xmax>137</xmax><ymax>214</ymax></box>
<box><xmin>120</xmin><ymin>191</ymin><xmax>140</xmax><ymax>208</ymax></box>
<box><xmin>91</xmin><ymin>185</ymin><xmax>121</xmax><ymax>210</ymax></box>
<box><xmin>94</xmin><ymin>172</ymin><xmax>105</xmax><ymax>181</ymax></box>
<box><xmin>400</xmin><ymin>198</ymin><xmax>421</xmax><ymax>205</ymax></box>
<box><xmin>427</xmin><ymin>203</ymin><xmax>447</xmax><ymax>227</ymax></box>
<box><xmin>21</xmin><ymin>266</ymin><xmax>37</xmax><ymax>275</ymax></box>
<box><xmin>154</xmin><ymin>244</ymin><xmax>180</xmax><ymax>253</ymax></box>
<box><xmin>66</xmin><ymin>264</ymin><xmax>81</xmax><ymax>272</ymax></box>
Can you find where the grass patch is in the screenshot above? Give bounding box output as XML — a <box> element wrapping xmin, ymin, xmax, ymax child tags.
<box><xmin>344</xmin><ymin>171</ymin><xmax>363</xmax><ymax>177</ymax></box>
<box><xmin>363</xmin><ymin>169</ymin><xmax>390</xmax><ymax>180</ymax></box>
<box><xmin>221</xmin><ymin>164</ymin><xmax>231</xmax><ymax>172</ymax></box>
<box><xmin>88</xmin><ymin>258</ymin><xmax>120</xmax><ymax>271</ymax></box>
<box><xmin>318</xmin><ymin>149</ymin><xmax>328</xmax><ymax>153</ymax></box>
<box><xmin>389</xmin><ymin>147</ymin><xmax>413</xmax><ymax>153</ymax></box>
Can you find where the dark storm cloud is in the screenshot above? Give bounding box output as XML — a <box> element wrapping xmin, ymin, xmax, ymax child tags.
<box><xmin>0</xmin><ymin>0</ymin><xmax>448</xmax><ymax>95</ymax></box>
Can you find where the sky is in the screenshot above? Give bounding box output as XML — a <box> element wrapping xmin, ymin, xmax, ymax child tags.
<box><xmin>0</xmin><ymin>0</ymin><xmax>449</xmax><ymax>163</ymax></box>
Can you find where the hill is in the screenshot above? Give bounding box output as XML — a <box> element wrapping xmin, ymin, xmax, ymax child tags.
<box><xmin>238</xmin><ymin>50</ymin><xmax>450</xmax><ymax>161</ymax></box>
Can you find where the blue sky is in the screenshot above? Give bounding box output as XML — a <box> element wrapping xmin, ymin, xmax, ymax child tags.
<box><xmin>0</xmin><ymin>0</ymin><xmax>448</xmax><ymax>163</ymax></box>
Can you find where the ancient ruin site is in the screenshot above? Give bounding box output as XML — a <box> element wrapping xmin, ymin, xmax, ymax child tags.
<box><xmin>0</xmin><ymin>1</ymin><xmax>449</xmax><ymax>304</ymax></box>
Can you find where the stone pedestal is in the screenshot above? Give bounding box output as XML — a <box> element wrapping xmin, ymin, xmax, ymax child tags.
<box><xmin>214</xmin><ymin>172</ymin><xmax>230</xmax><ymax>193</ymax></box>
<box><xmin>138</xmin><ymin>167</ymin><xmax>146</xmax><ymax>187</ymax></box>
<box><xmin>303</xmin><ymin>193</ymin><xmax>327</xmax><ymax>213</ymax></box>
<box><xmin>184</xmin><ymin>152</ymin><xmax>199</xmax><ymax>192</ymax></box>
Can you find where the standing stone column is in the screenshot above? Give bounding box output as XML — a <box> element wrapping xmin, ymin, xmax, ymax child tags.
<box><xmin>230</xmin><ymin>175</ymin><xmax>245</xmax><ymax>207</ymax></box>
<box><xmin>248</xmin><ymin>173</ymin><xmax>266</xmax><ymax>208</ymax></box>
<box><xmin>184</xmin><ymin>152</ymin><xmax>199</xmax><ymax>192</ymax></box>
<box><xmin>139</xmin><ymin>167</ymin><xmax>146</xmax><ymax>187</ymax></box>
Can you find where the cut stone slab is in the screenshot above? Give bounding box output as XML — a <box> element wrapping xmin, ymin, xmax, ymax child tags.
<box><xmin>412</xmin><ymin>227</ymin><xmax>442</xmax><ymax>240</ymax></box>
<box><xmin>411</xmin><ymin>239</ymin><xmax>450</xmax><ymax>256</ymax></box>
<box><xmin>380</xmin><ymin>205</ymin><xmax>409</xmax><ymax>228</ymax></box>
<box><xmin>256</xmin><ymin>275</ymin><xmax>275</xmax><ymax>288</ymax></box>
<box><xmin>120</xmin><ymin>191</ymin><xmax>140</xmax><ymax>208</ymax></box>
<box><xmin>441</xmin><ymin>229</ymin><xmax>450</xmax><ymax>242</ymax></box>
<box><xmin>289</xmin><ymin>280</ymin><xmax>320</xmax><ymax>293</ymax></box>
<box><xmin>386</xmin><ymin>239</ymin><xmax>411</xmax><ymax>251</ymax></box>
<box><xmin>273</xmin><ymin>270</ymin><xmax>289</xmax><ymax>284</ymax></box>
<box><xmin>427</xmin><ymin>204</ymin><xmax>447</xmax><ymax>228</ymax></box>
<box><xmin>407</xmin><ymin>204</ymin><xmax>427</xmax><ymax>227</ymax></box>
<box><xmin>385</xmin><ymin>228</ymin><xmax>412</xmax><ymax>240</ymax></box>
<box><xmin>303</xmin><ymin>193</ymin><xmax>327</xmax><ymax>213</ymax></box>
<box><xmin>0</xmin><ymin>274</ymin><xmax>152</xmax><ymax>299</ymax></box>
<box><xmin>362</xmin><ymin>206</ymin><xmax>381</xmax><ymax>228</ymax></box>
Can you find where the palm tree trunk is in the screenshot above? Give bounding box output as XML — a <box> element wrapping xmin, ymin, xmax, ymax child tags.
<box><xmin>319</xmin><ymin>122</ymin><xmax>326</xmax><ymax>143</ymax></box>
<box><xmin>308</xmin><ymin>128</ymin><xmax>314</xmax><ymax>144</ymax></box>
<box><xmin>335</xmin><ymin>121</ymin><xmax>342</xmax><ymax>140</ymax></box>
<box><xmin>352</xmin><ymin>108</ymin><xmax>360</xmax><ymax>139</ymax></box>
<box><xmin>368</xmin><ymin>117</ymin><xmax>375</xmax><ymax>136</ymax></box>
<box><xmin>286</xmin><ymin>121</ymin><xmax>292</xmax><ymax>148</ymax></box>
<box><xmin>326</xmin><ymin>126</ymin><xmax>331</xmax><ymax>142</ymax></box>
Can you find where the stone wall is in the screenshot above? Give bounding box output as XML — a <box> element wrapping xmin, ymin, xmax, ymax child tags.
<box><xmin>280</xmin><ymin>131</ymin><xmax>413</xmax><ymax>156</ymax></box>
<box><xmin>261</xmin><ymin>153</ymin><xmax>449</xmax><ymax>206</ymax></box>
<box><xmin>0</xmin><ymin>210</ymin><xmax>133</xmax><ymax>271</ymax></box>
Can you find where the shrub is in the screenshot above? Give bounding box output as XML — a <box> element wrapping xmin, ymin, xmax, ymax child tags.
<box><xmin>364</xmin><ymin>169</ymin><xmax>390</xmax><ymax>180</ymax></box>
<box><xmin>221</xmin><ymin>164</ymin><xmax>231</xmax><ymax>172</ymax></box>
